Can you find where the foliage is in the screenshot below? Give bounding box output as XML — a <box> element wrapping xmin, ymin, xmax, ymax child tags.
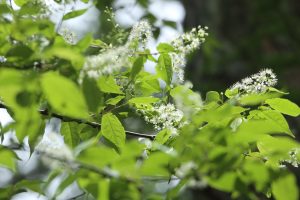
<box><xmin>0</xmin><ymin>1</ymin><xmax>300</xmax><ymax>199</ymax></box>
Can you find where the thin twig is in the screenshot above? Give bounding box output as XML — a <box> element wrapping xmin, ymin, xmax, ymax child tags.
<box><xmin>141</xmin><ymin>176</ymin><xmax>180</xmax><ymax>182</ymax></box>
<box><xmin>37</xmin><ymin>150</ymin><xmax>179</xmax><ymax>185</ymax></box>
<box><xmin>0</xmin><ymin>102</ymin><xmax>156</xmax><ymax>140</ymax></box>
<box><xmin>135</xmin><ymin>52</ymin><xmax>160</xmax><ymax>56</ymax></box>
<box><xmin>36</xmin><ymin>150</ymin><xmax>135</xmax><ymax>183</ymax></box>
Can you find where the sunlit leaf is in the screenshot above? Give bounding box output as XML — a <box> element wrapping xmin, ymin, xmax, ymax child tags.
<box><xmin>98</xmin><ymin>76</ymin><xmax>124</xmax><ymax>94</ymax></box>
<box><xmin>61</xmin><ymin>122</ymin><xmax>81</xmax><ymax>148</ymax></box>
<box><xmin>272</xmin><ymin>174</ymin><xmax>298</xmax><ymax>200</ymax></box>
<box><xmin>101</xmin><ymin>113</ymin><xmax>126</xmax><ymax>152</ymax></box>
<box><xmin>41</xmin><ymin>72</ymin><xmax>89</xmax><ymax>118</ymax></box>
<box><xmin>266</xmin><ymin>98</ymin><xmax>300</xmax><ymax>117</ymax></box>
<box><xmin>63</xmin><ymin>8</ymin><xmax>88</xmax><ymax>20</ymax></box>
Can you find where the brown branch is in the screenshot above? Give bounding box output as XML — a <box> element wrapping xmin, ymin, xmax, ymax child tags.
<box><xmin>0</xmin><ymin>102</ymin><xmax>156</xmax><ymax>140</ymax></box>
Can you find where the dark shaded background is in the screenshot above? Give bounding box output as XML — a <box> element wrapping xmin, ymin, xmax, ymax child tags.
<box><xmin>183</xmin><ymin>0</ymin><xmax>300</xmax><ymax>104</ymax></box>
<box><xmin>182</xmin><ymin>1</ymin><xmax>300</xmax><ymax>199</ymax></box>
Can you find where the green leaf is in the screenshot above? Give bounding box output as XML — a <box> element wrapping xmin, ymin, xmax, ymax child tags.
<box><xmin>82</xmin><ymin>77</ymin><xmax>104</xmax><ymax>112</ymax></box>
<box><xmin>128</xmin><ymin>97</ymin><xmax>159</xmax><ymax>105</ymax></box>
<box><xmin>207</xmin><ymin>172</ymin><xmax>236</xmax><ymax>192</ymax></box>
<box><xmin>90</xmin><ymin>39</ymin><xmax>107</xmax><ymax>48</ymax></box>
<box><xmin>63</xmin><ymin>8</ymin><xmax>88</xmax><ymax>20</ymax></box>
<box><xmin>234</xmin><ymin>120</ymin><xmax>287</xmax><ymax>143</ymax></box>
<box><xmin>79</xmin><ymin>125</ymin><xmax>98</xmax><ymax>141</ymax></box>
<box><xmin>14</xmin><ymin>0</ymin><xmax>28</xmax><ymax>6</ymax></box>
<box><xmin>135</xmin><ymin>72</ymin><xmax>161</xmax><ymax>96</ymax></box>
<box><xmin>225</xmin><ymin>89</ymin><xmax>238</xmax><ymax>98</ymax></box>
<box><xmin>76</xmin><ymin>33</ymin><xmax>93</xmax><ymax>51</ymax></box>
<box><xmin>106</xmin><ymin>96</ymin><xmax>125</xmax><ymax>106</ymax></box>
<box><xmin>61</xmin><ymin>122</ymin><xmax>81</xmax><ymax>148</ymax></box>
<box><xmin>141</xmin><ymin>152</ymin><xmax>172</xmax><ymax>176</ymax></box>
<box><xmin>0</xmin><ymin>148</ymin><xmax>16</xmax><ymax>171</ymax></box>
<box><xmin>154</xmin><ymin>129</ymin><xmax>171</xmax><ymax>145</ymax></box>
<box><xmin>258</xmin><ymin>110</ymin><xmax>293</xmax><ymax>137</ymax></box>
<box><xmin>15</xmin><ymin>180</ymin><xmax>43</xmax><ymax>194</ymax></box>
<box><xmin>163</xmin><ymin>20</ymin><xmax>177</xmax><ymax>29</ymax></box>
<box><xmin>0</xmin><ymin>69</ymin><xmax>44</xmax><ymax>146</ymax></box>
<box><xmin>80</xmin><ymin>0</ymin><xmax>89</xmax><ymax>3</ymax></box>
<box><xmin>0</xmin><ymin>4</ymin><xmax>10</xmax><ymax>13</ymax></box>
<box><xmin>266</xmin><ymin>98</ymin><xmax>300</xmax><ymax>117</ymax></box>
<box><xmin>243</xmin><ymin>160</ymin><xmax>270</xmax><ymax>191</ymax></box>
<box><xmin>239</xmin><ymin>93</ymin><xmax>280</xmax><ymax>105</ymax></box>
<box><xmin>272</xmin><ymin>174</ymin><xmax>299</xmax><ymax>200</ymax></box>
<box><xmin>41</xmin><ymin>72</ymin><xmax>88</xmax><ymax>119</ymax></box>
<box><xmin>19</xmin><ymin>2</ymin><xmax>43</xmax><ymax>15</ymax></box>
<box><xmin>268</xmin><ymin>87</ymin><xmax>289</xmax><ymax>95</ymax></box>
<box><xmin>45</xmin><ymin>47</ymin><xmax>84</xmax><ymax>69</ymax></box>
<box><xmin>110</xmin><ymin>180</ymin><xmax>140</xmax><ymax>200</ymax></box>
<box><xmin>78</xmin><ymin>145</ymin><xmax>119</xmax><ymax>167</ymax></box>
<box><xmin>257</xmin><ymin>135</ymin><xmax>299</xmax><ymax>156</ymax></box>
<box><xmin>205</xmin><ymin>91</ymin><xmax>221</xmax><ymax>103</ymax></box>
<box><xmin>130</xmin><ymin>56</ymin><xmax>145</xmax><ymax>81</ymax></box>
<box><xmin>15</xmin><ymin>109</ymin><xmax>44</xmax><ymax>148</ymax></box>
<box><xmin>98</xmin><ymin>179</ymin><xmax>110</xmax><ymax>200</ymax></box>
<box><xmin>7</xmin><ymin>43</ymin><xmax>33</xmax><ymax>59</ymax></box>
<box><xmin>97</xmin><ymin>76</ymin><xmax>124</xmax><ymax>94</ymax></box>
<box><xmin>156</xmin><ymin>54</ymin><xmax>173</xmax><ymax>85</ymax></box>
<box><xmin>156</xmin><ymin>43</ymin><xmax>175</xmax><ymax>53</ymax></box>
<box><xmin>101</xmin><ymin>113</ymin><xmax>126</xmax><ymax>152</ymax></box>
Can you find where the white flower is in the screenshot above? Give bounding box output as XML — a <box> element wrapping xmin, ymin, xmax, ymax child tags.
<box><xmin>80</xmin><ymin>20</ymin><xmax>152</xmax><ymax>80</ymax></box>
<box><xmin>138</xmin><ymin>103</ymin><xmax>184</xmax><ymax>135</ymax></box>
<box><xmin>170</xmin><ymin>53</ymin><xmax>186</xmax><ymax>82</ymax></box>
<box><xmin>230</xmin><ymin>68</ymin><xmax>277</xmax><ymax>95</ymax></box>
<box><xmin>171</xmin><ymin>26</ymin><xmax>208</xmax><ymax>55</ymax></box>
<box><xmin>35</xmin><ymin>132</ymin><xmax>74</xmax><ymax>169</ymax></box>
<box><xmin>58</xmin><ymin>27</ymin><xmax>77</xmax><ymax>45</ymax></box>
<box><xmin>127</xmin><ymin>20</ymin><xmax>152</xmax><ymax>49</ymax></box>
<box><xmin>0</xmin><ymin>56</ymin><xmax>7</xmax><ymax>63</ymax></box>
<box><xmin>284</xmin><ymin>148</ymin><xmax>300</xmax><ymax>168</ymax></box>
<box><xmin>170</xmin><ymin>26</ymin><xmax>208</xmax><ymax>82</ymax></box>
<box><xmin>81</xmin><ymin>45</ymin><xmax>130</xmax><ymax>79</ymax></box>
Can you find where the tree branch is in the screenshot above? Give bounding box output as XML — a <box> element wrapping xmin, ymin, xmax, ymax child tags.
<box><xmin>36</xmin><ymin>150</ymin><xmax>135</xmax><ymax>183</ymax></box>
<box><xmin>0</xmin><ymin>102</ymin><xmax>156</xmax><ymax>140</ymax></box>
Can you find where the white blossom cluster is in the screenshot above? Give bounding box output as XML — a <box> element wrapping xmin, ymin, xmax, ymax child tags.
<box><xmin>81</xmin><ymin>20</ymin><xmax>152</xmax><ymax>79</ymax></box>
<box><xmin>230</xmin><ymin>68</ymin><xmax>277</xmax><ymax>95</ymax></box>
<box><xmin>115</xmin><ymin>76</ymin><xmax>135</xmax><ymax>94</ymax></box>
<box><xmin>280</xmin><ymin>148</ymin><xmax>300</xmax><ymax>168</ymax></box>
<box><xmin>127</xmin><ymin>20</ymin><xmax>152</xmax><ymax>50</ymax></box>
<box><xmin>138</xmin><ymin>103</ymin><xmax>184</xmax><ymax>135</ymax></box>
<box><xmin>58</xmin><ymin>27</ymin><xmax>78</xmax><ymax>45</ymax></box>
<box><xmin>82</xmin><ymin>46</ymin><xmax>131</xmax><ymax>79</ymax></box>
<box><xmin>0</xmin><ymin>56</ymin><xmax>7</xmax><ymax>63</ymax></box>
<box><xmin>171</xmin><ymin>26</ymin><xmax>208</xmax><ymax>55</ymax></box>
<box><xmin>170</xmin><ymin>26</ymin><xmax>208</xmax><ymax>82</ymax></box>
